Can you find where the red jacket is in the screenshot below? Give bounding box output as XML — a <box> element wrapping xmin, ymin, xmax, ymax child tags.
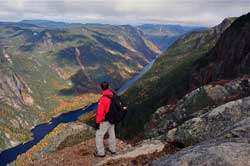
<box><xmin>96</xmin><ymin>89</ymin><xmax>113</xmax><ymax>123</ymax></box>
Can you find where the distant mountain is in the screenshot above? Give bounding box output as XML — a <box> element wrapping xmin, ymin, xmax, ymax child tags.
<box><xmin>19</xmin><ymin>20</ymin><xmax>84</xmax><ymax>28</ymax></box>
<box><xmin>120</xmin><ymin>18</ymin><xmax>235</xmax><ymax>139</ymax></box>
<box><xmin>19</xmin><ymin>20</ymin><xmax>207</xmax><ymax>51</ymax></box>
<box><xmin>0</xmin><ymin>22</ymin><xmax>160</xmax><ymax>151</ymax></box>
<box><xmin>190</xmin><ymin>15</ymin><xmax>250</xmax><ymax>89</ymax></box>
<box><xmin>18</xmin><ymin>20</ymin><xmax>206</xmax><ymax>52</ymax></box>
<box><xmin>137</xmin><ymin>24</ymin><xmax>207</xmax><ymax>51</ymax></box>
<box><xmin>137</xmin><ymin>24</ymin><xmax>206</xmax><ymax>36</ymax></box>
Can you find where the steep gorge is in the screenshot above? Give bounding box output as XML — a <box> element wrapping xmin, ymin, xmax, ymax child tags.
<box><xmin>0</xmin><ymin>22</ymin><xmax>160</xmax><ymax>151</ymax></box>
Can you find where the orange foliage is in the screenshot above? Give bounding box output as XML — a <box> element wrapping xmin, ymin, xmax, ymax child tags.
<box><xmin>143</xmin><ymin>38</ymin><xmax>161</xmax><ymax>54</ymax></box>
<box><xmin>39</xmin><ymin>112</ymin><xmax>48</xmax><ymax>121</ymax></box>
<box><xmin>16</xmin><ymin>133</ymin><xmax>28</xmax><ymax>141</ymax></box>
<box><xmin>51</xmin><ymin>93</ymin><xmax>99</xmax><ymax>117</ymax></box>
<box><xmin>78</xmin><ymin>111</ymin><xmax>96</xmax><ymax>123</ymax></box>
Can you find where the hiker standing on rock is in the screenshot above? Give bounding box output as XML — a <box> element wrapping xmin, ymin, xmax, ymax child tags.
<box><xmin>95</xmin><ymin>81</ymin><xmax>116</xmax><ymax>157</ymax></box>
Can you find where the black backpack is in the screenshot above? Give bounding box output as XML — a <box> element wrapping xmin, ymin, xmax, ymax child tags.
<box><xmin>103</xmin><ymin>93</ymin><xmax>128</xmax><ymax>124</ymax></box>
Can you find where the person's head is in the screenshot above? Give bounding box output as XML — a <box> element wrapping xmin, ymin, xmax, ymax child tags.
<box><xmin>100</xmin><ymin>81</ymin><xmax>109</xmax><ymax>91</ymax></box>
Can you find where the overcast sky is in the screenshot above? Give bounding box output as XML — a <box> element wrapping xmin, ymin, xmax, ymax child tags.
<box><xmin>0</xmin><ymin>0</ymin><xmax>249</xmax><ymax>26</ymax></box>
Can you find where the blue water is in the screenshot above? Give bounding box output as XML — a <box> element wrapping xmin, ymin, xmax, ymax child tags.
<box><xmin>0</xmin><ymin>59</ymin><xmax>156</xmax><ymax>166</ymax></box>
<box><xmin>116</xmin><ymin>59</ymin><xmax>156</xmax><ymax>94</ymax></box>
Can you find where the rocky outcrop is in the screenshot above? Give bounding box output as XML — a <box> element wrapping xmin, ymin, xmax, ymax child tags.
<box><xmin>218</xmin><ymin>117</ymin><xmax>250</xmax><ymax>139</ymax></box>
<box><xmin>0</xmin><ymin>67</ymin><xmax>26</xmax><ymax>110</ymax></box>
<box><xmin>33</xmin><ymin>122</ymin><xmax>95</xmax><ymax>159</ymax></box>
<box><xmin>167</xmin><ymin>96</ymin><xmax>250</xmax><ymax>146</ymax></box>
<box><xmin>146</xmin><ymin>76</ymin><xmax>250</xmax><ymax>165</ymax></box>
<box><xmin>145</xmin><ymin>77</ymin><xmax>250</xmax><ymax>138</ymax></box>
<box><xmin>151</xmin><ymin>138</ymin><xmax>250</xmax><ymax>166</ymax></box>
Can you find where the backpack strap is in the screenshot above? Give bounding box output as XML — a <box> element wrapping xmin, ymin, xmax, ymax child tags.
<box><xmin>102</xmin><ymin>91</ymin><xmax>116</xmax><ymax>99</ymax></box>
<box><xmin>102</xmin><ymin>94</ymin><xmax>112</xmax><ymax>99</ymax></box>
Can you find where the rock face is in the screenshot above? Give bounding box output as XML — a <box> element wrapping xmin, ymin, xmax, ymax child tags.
<box><xmin>219</xmin><ymin>117</ymin><xmax>250</xmax><ymax>139</ymax></box>
<box><xmin>190</xmin><ymin>13</ymin><xmax>250</xmax><ymax>90</ymax></box>
<box><xmin>0</xmin><ymin>68</ymin><xmax>26</xmax><ymax>110</ymax></box>
<box><xmin>145</xmin><ymin>77</ymin><xmax>250</xmax><ymax>138</ymax></box>
<box><xmin>167</xmin><ymin>96</ymin><xmax>250</xmax><ymax>146</ymax></box>
<box><xmin>0</xmin><ymin>64</ymin><xmax>36</xmax><ymax>151</ymax></box>
<box><xmin>151</xmin><ymin>138</ymin><xmax>250</xmax><ymax>166</ymax></box>
<box><xmin>147</xmin><ymin>77</ymin><xmax>250</xmax><ymax>165</ymax></box>
<box><xmin>150</xmin><ymin>82</ymin><xmax>250</xmax><ymax>166</ymax></box>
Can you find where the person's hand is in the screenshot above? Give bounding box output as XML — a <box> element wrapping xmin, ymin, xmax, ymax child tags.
<box><xmin>95</xmin><ymin>123</ymin><xmax>100</xmax><ymax>130</ymax></box>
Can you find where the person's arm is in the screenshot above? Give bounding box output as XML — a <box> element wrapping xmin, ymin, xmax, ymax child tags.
<box><xmin>96</xmin><ymin>98</ymin><xmax>106</xmax><ymax>125</ymax></box>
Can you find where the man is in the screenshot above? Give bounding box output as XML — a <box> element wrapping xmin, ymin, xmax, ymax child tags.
<box><xmin>95</xmin><ymin>81</ymin><xmax>116</xmax><ymax>157</ymax></box>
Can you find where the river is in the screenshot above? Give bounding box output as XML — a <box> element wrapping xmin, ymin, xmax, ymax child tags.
<box><xmin>0</xmin><ymin>58</ymin><xmax>156</xmax><ymax>166</ymax></box>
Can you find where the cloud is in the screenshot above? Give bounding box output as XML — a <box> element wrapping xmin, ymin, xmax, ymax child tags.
<box><xmin>0</xmin><ymin>0</ymin><xmax>249</xmax><ymax>26</ymax></box>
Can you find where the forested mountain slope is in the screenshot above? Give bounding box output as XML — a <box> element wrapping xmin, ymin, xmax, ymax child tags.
<box><xmin>120</xmin><ymin>17</ymin><xmax>235</xmax><ymax>138</ymax></box>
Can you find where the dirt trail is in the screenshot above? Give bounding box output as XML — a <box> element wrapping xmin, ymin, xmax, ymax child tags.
<box><xmin>32</xmin><ymin>138</ymin><xmax>129</xmax><ymax>166</ymax></box>
<box><xmin>32</xmin><ymin>138</ymin><xmax>178</xmax><ymax>166</ymax></box>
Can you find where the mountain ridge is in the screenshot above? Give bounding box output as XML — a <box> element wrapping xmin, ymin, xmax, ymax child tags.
<box><xmin>18</xmin><ymin>19</ymin><xmax>207</xmax><ymax>51</ymax></box>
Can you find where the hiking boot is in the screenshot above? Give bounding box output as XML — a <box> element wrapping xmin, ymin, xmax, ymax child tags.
<box><xmin>106</xmin><ymin>148</ymin><xmax>116</xmax><ymax>155</ymax></box>
<box><xmin>94</xmin><ymin>151</ymin><xmax>105</xmax><ymax>158</ymax></box>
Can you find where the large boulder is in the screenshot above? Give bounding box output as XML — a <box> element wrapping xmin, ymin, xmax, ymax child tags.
<box><xmin>167</xmin><ymin>96</ymin><xmax>250</xmax><ymax>146</ymax></box>
<box><xmin>151</xmin><ymin>138</ymin><xmax>250</xmax><ymax>166</ymax></box>
<box><xmin>218</xmin><ymin>117</ymin><xmax>250</xmax><ymax>139</ymax></box>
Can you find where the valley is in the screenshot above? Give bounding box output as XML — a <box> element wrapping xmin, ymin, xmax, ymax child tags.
<box><xmin>0</xmin><ymin>19</ymin><xmax>203</xmax><ymax>153</ymax></box>
<box><xmin>0</xmin><ymin>10</ymin><xmax>249</xmax><ymax>166</ymax></box>
<box><xmin>0</xmin><ymin>22</ymin><xmax>160</xmax><ymax>152</ymax></box>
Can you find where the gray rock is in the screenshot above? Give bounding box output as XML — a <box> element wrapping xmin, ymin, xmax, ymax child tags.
<box><xmin>145</xmin><ymin>78</ymin><xmax>250</xmax><ymax>139</ymax></box>
<box><xmin>151</xmin><ymin>138</ymin><xmax>250</xmax><ymax>166</ymax></box>
<box><xmin>218</xmin><ymin>117</ymin><xmax>250</xmax><ymax>139</ymax></box>
<box><xmin>167</xmin><ymin>96</ymin><xmax>250</xmax><ymax>146</ymax></box>
<box><xmin>0</xmin><ymin>68</ymin><xmax>26</xmax><ymax>109</ymax></box>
